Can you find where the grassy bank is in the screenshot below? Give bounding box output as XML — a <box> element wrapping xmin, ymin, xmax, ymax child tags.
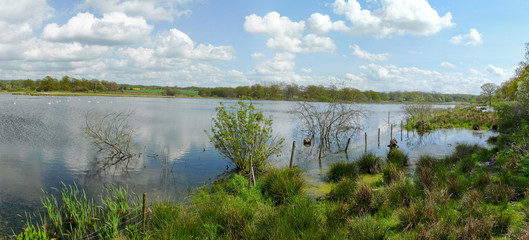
<box><xmin>16</xmin><ymin>139</ymin><xmax>529</xmax><ymax>239</ymax></box>
<box><xmin>405</xmin><ymin>104</ymin><xmax>498</xmax><ymax>133</ymax></box>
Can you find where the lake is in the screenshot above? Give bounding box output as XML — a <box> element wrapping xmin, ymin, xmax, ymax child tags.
<box><xmin>0</xmin><ymin>94</ymin><xmax>496</xmax><ymax>234</ymax></box>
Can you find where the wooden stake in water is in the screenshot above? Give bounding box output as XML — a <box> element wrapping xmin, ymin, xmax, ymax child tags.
<box><xmin>289</xmin><ymin>141</ymin><xmax>296</xmax><ymax>168</ymax></box>
<box><xmin>364</xmin><ymin>132</ymin><xmax>367</xmax><ymax>153</ymax></box>
<box><xmin>318</xmin><ymin>143</ymin><xmax>323</xmax><ymax>168</ymax></box>
<box><xmin>345</xmin><ymin>138</ymin><xmax>351</xmax><ymax>153</ymax></box>
<box><xmin>142</xmin><ymin>193</ymin><xmax>147</xmax><ymax>233</ymax></box>
<box><xmin>378</xmin><ymin>128</ymin><xmax>380</xmax><ymax>148</ymax></box>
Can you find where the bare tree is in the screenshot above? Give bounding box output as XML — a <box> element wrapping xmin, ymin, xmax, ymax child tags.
<box><xmin>292</xmin><ymin>101</ymin><xmax>364</xmax><ymax>156</ymax></box>
<box><xmin>480</xmin><ymin>83</ymin><xmax>498</xmax><ymax>106</ymax></box>
<box><xmin>83</xmin><ymin>111</ymin><xmax>138</xmax><ymax>169</ymax></box>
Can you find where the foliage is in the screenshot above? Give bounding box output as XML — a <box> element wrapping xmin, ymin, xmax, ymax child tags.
<box><xmin>327</xmin><ymin>162</ymin><xmax>359</xmax><ymax>182</ymax></box>
<box><xmin>480</xmin><ymin>82</ymin><xmax>498</xmax><ymax>106</ymax></box>
<box><xmin>208</xmin><ymin>99</ymin><xmax>284</xmax><ymax>173</ymax></box>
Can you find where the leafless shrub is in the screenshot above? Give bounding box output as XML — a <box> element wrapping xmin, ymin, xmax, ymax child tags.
<box><xmin>83</xmin><ymin>111</ymin><xmax>138</xmax><ymax>169</ymax></box>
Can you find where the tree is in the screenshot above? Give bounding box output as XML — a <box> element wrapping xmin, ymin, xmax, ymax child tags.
<box><xmin>292</xmin><ymin>101</ymin><xmax>364</xmax><ymax>156</ymax></box>
<box><xmin>480</xmin><ymin>83</ymin><xmax>498</xmax><ymax>106</ymax></box>
<box><xmin>208</xmin><ymin>100</ymin><xmax>284</xmax><ymax>173</ymax></box>
<box><xmin>84</xmin><ymin>111</ymin><xmax>138</xmax><ymax>169</ymax></box>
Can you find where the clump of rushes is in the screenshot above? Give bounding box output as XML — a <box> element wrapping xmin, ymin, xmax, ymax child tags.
<box><xmin>382</xmin><ymin>162</ymin><xmax>404</xmax><ymax>185</ymax></box>
<box><xmin>414</xmin><ymin>155</ymin><xmax>436</xmax><ymax>190</ymax></box>
<box><xmin>329</xmin><ymin>178</ymin><xmax>358</xmax><ymax>202</ymax></box>
<box><xmin>348</xmin><ymin>216</ymin><xmax>389</xmax><ymax>240</ymax></box>
<box><xmin>357</xmin><ymin>152</ymin><xmax>383</xmax><ymax>174</ymax></box>
<box><xmin>353</xmin><ymin>182</ymin><xmax>376</xmax><ymax>215</ymax></box>
<box><xmin>327</xmin><ymin>162</ymin><xmax>358</xmax><ymax>182</ymax></box>
<box><xmin>443</xmin><ymin>143</ymin><xmax>481</xmax><ymax>166</ymax></box>
<box><xmin>261</xmin><ymin>167</ymin><xmax>304</xmax><ymax>205</ymax></box>
<box><xmin>386</xmin><ymin>149</ymin><xmax>409</xmax><ymax>169</ymax></box>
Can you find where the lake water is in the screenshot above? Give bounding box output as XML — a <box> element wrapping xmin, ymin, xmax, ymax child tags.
<box><xmin>0</xmin><ymin>94</ymin><xmax>496</xmax><ymax>234</ymax></box>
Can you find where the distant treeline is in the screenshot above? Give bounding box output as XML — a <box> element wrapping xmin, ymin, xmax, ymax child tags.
<box><xmin>0</xmin><ymin>76</ymin><xmax>478</xmax><ymax>103</ymax></box>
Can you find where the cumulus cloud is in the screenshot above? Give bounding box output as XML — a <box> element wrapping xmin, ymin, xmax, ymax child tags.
<box><xmin>307</xmin><ymin>13</ymin><xmax>347</xmax><ymax>35</ymax></box>
<box><xmin>450</xmin><ymin>28</ymin><xmax>482</xmax><ymax>46</ymax></box>
<box><xmin>301</xmin><ymin>68</ymin><xmax>313</xmax><ymax>74</ymax></box>
<box><xmin>244</xmin><ymin>12</ymin><xmax>336</xmax><ymax>53</ymax></box>
<box><xmin>80</xmin><ymin>0</ymin><xmax>192</xmax><ymax>21</ymax></box>
<box><xmin>332</xmin><ymin>0</ymin><xmax>454</xmax><ymax>38</ymax></box>
<box><xmin>42</xmin><ymin>12</ymin><xmax>153</xmax><ymax>46</ymax></box>
<box><xmin>485</xmin><ymin>65</ymin><xmax>505</xmax><ymax>76</ymax></box>
<box><xmin>350</xmin><ymin>44</ymin><xmax>390</xmax><ymax>61</ymax></box>
<box><xmin>440</xmin><ymin>61</ymin><xmax>456</xmax><ymax>68</ymax></box>
<box><xmin>0</xmin><ymin>0</ymin><xmax>54</xmax><ymax>27</ymax></box>
<box><xmin>154</xmin><ymin>29</ymin><xmax>235</xmax><ymax>61</ymax></box>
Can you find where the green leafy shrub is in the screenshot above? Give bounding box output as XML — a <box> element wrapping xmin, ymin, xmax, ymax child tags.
<box><xmin>357</xmin><ymin>152</ymin><xmax>383</xmax><ymax>174</ymax></box>
<box><xmin>261</xmin><ymin>167</ymin><xmax>304</xmax><ymax>205</ymax></box>
<box><xmin>327</xmin><ymin>162</ymin><xmax>359</xmax><ymax>182</ymax></box>
<box><xmin>208</xmin><ymin>99</ymin><xmax>284</xmax><ymax>173</ymax></box>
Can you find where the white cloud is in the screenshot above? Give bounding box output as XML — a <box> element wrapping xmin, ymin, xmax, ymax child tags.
<box><xmin>351</xmin><ymin>44</ymin><xmax>390</xmax><ymax>61</ymax></box>
<box><xmin>154</xmin><ymin>29</ymin><xmax>235</xmax><ymax>61</ymax></box>
<box><xmin>42</xmin><ymin>12</ymin><xmax>153</xmax><ymax>46</ymax></box>
<box><xmin>332</xmin><ymin>0</ymin><xmax>454</xmax><ymax>38</ymax></box>
<box><xmin>0</xmin><ymin>0</ymin><xmax>54</xmax><ymax>27</ymax></box>
<box><xmin>244</xmin><ymin>12</ymin><xmax>336</xmax><ymax>53</ymax></box>
<box><xmin>80</xmin><ymin>0</ymin><xmax>192</xmax><ymax>22</ymax></box>
<box><xmin>301</xmin><ymin>68</ymin><xmax>312</xmax><ymax>74</ymax></box>
<box><xmin>307</xmin><ymin>13</ymin><xmax>347</xmax><ymax>35</ymax></box>
<box><xmin>450</xmin><ymin>28</ymin><xmax>482</xmax><ymax>46</ymax></box>
<box><xmin>440</xmin><ymin>61</ymin><xmax>456</xmax><ymax>68</ymax></box>
<box><xmin>251</xmin><ymin>53</ymin><xmax>265</xmax><ymax>59</ymax></box>
<box><xmin>485</xmin><ymin>65</ymin><xmax>505</xmax><ymax>76</ymax></box>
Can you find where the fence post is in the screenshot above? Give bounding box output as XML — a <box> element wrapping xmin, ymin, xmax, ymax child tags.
<box><xmin>142</xmin><ymin>193</ymin><xmax>147</xmax><ymax>233</ymax></box>
<box><xmin>344</xmin><ymin>138</ymin><xmax>351</xmax><ymax>153</ymax></box>
<box><xmin>318</xmin><ymin>143</ymin><xmax>323</xmax><ymax>168</ymax></box>
<box><xmin>378</xmin><ymin>128</ymin><xmax>380</xmax><ymax>148</ymax></box>
<box><xmin>364</xmin><ymin>132</ymin><xmax>367</xmax><ymax>153</ymax></box>
<box><xmin>289</xmin><ymin>141</ymin><xmax>296</xmax><ymax>168</ymax></box>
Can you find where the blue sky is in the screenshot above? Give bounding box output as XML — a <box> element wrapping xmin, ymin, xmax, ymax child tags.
<box><xmin>1</xmin><ymin>0</ymin><xmax>528</xmax><ymax>94</ymax></box>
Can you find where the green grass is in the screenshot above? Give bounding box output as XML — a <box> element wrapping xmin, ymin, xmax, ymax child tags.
<box><xmin>327</xmin><ymin>162</ymin><xmax>359</xmax><ymax>182</ymax></box>
<box><xmin>357</xmin><ymin>152</ymin><xmax>383</xmax><ymax>174</ymax></box>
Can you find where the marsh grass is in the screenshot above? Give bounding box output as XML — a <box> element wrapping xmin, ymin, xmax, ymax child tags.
<box><xmin>260</xmin><ymin>167</ymin><xmax>304</xmax><ymax>205</ymax></box>
<box><xmin>357</xmin><ymin>152</ymin><xmax>383</xmax><ymax>174</ymax></box>
<box><xmin>18</xmin><ymin>183</ymin><xmax>142</xmax><ymax>240</ymax></box>
<box><xmin>386</xmin><ymin>149</ymin><xmax>409</xmax><ymax>168</ymax></box>
<box><xmin>327</xmin><ymin>162</ymin><xmax>359</xmax><ymax>182</ymax></box>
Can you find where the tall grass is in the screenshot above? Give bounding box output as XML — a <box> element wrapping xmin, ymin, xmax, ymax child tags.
<box><xmin>357</xmin><ymin>152</ymin><xmax>383</xmax><ymax>174</ymax></box>
<box><xmin>386</xmin><ymin>149</ymin><xmax>409</xmax><ymax>168</ymax></box>
<box><xmin>327</xmin><ymin>162</ymin><xmax>358</xmax><ymax>182</ymax></box>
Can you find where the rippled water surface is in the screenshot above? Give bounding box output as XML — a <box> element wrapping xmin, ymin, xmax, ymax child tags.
<box><xmin>0</xmin><ymin>94</ymin><xmax>496</xmax><ymax>234</ymax></box>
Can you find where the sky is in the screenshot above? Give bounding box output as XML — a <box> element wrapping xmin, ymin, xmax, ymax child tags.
<box><xmin>0</xmin><ymin>0</ymin><xmax>528</xmax><ymax>94</ymax></box>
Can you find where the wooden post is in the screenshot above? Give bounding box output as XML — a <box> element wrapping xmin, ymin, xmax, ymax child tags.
<box><xmin>142</xmin><ymin>193</ymin><xmax>147</xmax><ymax>233</ymax></box>
<box><xmin>378</xmin><ymin>128</ymin><xmax>380</xmax><ymax>148</ymax></box>
<box><xmin>289</xmin><ymin>141</ymin><xmax>296</xmax><ymax>168</ymax></box>
<box><xmin>344</xmin><ymin>138</ymin><xmax>351</xmax><ymax>153</ymax></box>
<box><xmin>318</xmin><ymin>143</ymin><xmax>323</xmax><ymax>168</ymax></box>
<box><xmin>364</xmin><ymin>132</ymin><xmax>367</xmax><ymax>153</ymax></box>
